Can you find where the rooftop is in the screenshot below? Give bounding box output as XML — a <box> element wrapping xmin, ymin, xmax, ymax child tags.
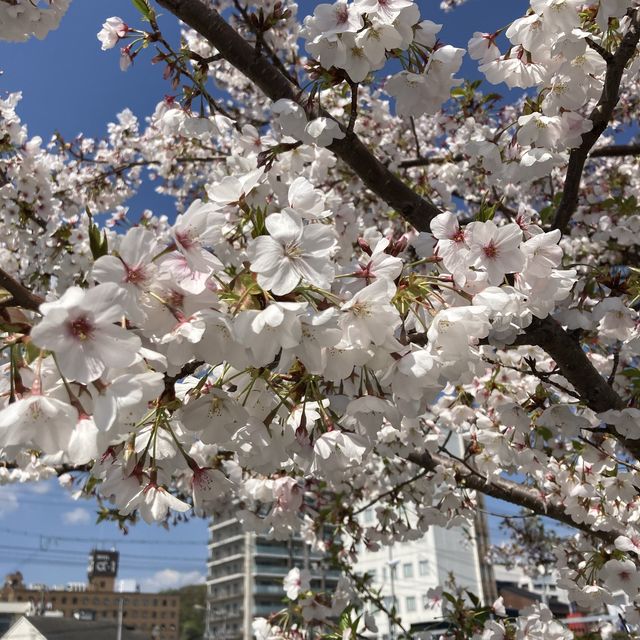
<box><xmin>3</xmin><ymin>616</ymin><xmax>149</xmax><ymax>640</ymax></box>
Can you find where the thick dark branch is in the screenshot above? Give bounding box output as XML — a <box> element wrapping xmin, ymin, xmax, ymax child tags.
<box><xmin>408</xmin><ymin>450</ymin><xmax>620</xmax><ymax>546</ymax></box>
<box><xmin>412</xmin><ymin>314</ymin><xmax>635</xmax><ymax>453</ymax></box>
<box><xmin>398</xmin><ymin>144</ymin><xmax>640</xmax><ymax>169</ymax></box>
<box><xmin>553</xmin><ymin>14</ymin><xmax>640</xmax><ymax>231</ymax></box>
<box><xmin>508</xmin><ymin>317</ymin><xmax>637</xmax><ymax>458</ymax></box>
<box><xmin>402</xmin><ymin>143</ymin><xmax>640</xmax><ymax>172</ymax></box>
<box><xmin>398</xmin><ymin>154</ymin><xmax>464</xmax><ymax>169</ymax></box>
<box><xmin>589</xmin><ymin>143</ymin><xmax>640</xmax><ymax>158</ymax></box>
<box><xmin>0</xmin><ymin>461</ymin><xmax>92</xmax><ymax>476</ymax></box>
<box><xmin>0</xmin><ymin>268</ymin><xmax>43</xmax><ymax>312</ymax></box>
<box><xmin>154</xmin><ymin>0</ymin><xmax>441</xmax><ymax>232</ymax></box>
<box><xmin>523</xmin><ymin>317</ymin><xmax>624</xmax><ymax>414</ymax></box>
<box><xmin>586</xmin><ymin>36</ymin><xmax>614</xmax><ymax>63</ymax></box>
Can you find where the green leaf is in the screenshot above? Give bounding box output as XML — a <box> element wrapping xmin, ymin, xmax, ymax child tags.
<box><xmin>476</xmin><ymin>202</ymin><xmax>497</xmax><ymax>222</ymax></box>
<box><xmin>131</xmin><ymin>0</ymin><xmax>152</xmax><ymax>19</ymax></box>
<box><xmin>89</xmin><ymin>222</ymin><xmax>109</xmax><ymax>260</ymax></box>
<box><xmin>536</xmin><ymin>425</ymin><xmax>553</xmax><ymax>441</ymax></box>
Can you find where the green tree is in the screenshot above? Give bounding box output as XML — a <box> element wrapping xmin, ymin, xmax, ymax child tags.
<box><xmin>161</xmin><ymin>584</ymin><xmax>206</xmax><ymax>640</ymax></box>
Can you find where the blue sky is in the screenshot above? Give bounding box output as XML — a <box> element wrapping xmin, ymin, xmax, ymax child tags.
<box><xmin>0</xmin><ymin>480</ymin><xmax>209</xmax><ymax>592</ymax></box>
<box><xmin>0</xmin><ymin>0</ymin><xmax>529</xmax><ymax>592</ymax></box>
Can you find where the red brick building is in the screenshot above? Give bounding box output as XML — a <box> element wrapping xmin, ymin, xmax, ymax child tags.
<box><xmin>0</xmin><ymin>551</ymin><xmax>180</xmax><ymax>640</ymax></box>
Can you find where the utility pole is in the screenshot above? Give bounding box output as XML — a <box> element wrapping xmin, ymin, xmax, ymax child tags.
<box><xmin>475</xmin><ymin>494</ymin><xmax>498</xmax><ymax>605</ymax></box>
<box><xmin>388</xmin><ymin>546</ymin><xmax>399</xmax><ymax>640</ymax></box>
<box><xmin>242</xmin><ymin>531</ymin><xmax>253</xmax><ymax>640</ymax></box>
<box><xmin>116</xmin><ymin>597</ymin><xmax>123</xmax><ymax>640</ymax></box>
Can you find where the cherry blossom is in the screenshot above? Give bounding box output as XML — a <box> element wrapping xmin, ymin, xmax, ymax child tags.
<box><xmin>97</xmin><ymin>17</ymin><xmax>129</xmax><ymax>51</ymax></box>
<box><xmin>1</xmin><ymin>0</ymin><xmax>640</xmax><ymax>635</ymax></box>
<box><xmin>247</xmin><ymin>210</ymin><xmax>336</xmax><ymax>295</ymax></box>
<box><xmin>30</xmin><ymin>283</ymin><xmax>141</xmax><ymax>384</ymax></box>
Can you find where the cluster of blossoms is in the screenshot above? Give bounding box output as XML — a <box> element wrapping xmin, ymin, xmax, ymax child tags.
<box><xmin>0</xmin><ymin>0</ymin><xmax>70</xmax><ymax>42</ymax></box>
<box><xmin>302</xmin><ymin>0</ymin><xmax>465</xmax><ymax>118</ymax></box>
<box><xmin>464</xmin><ymin>0</ymin><xmax>640</xmax><ymax>183</ymax></box>
<box><xmin>2</xmin><ymin>0</ymin><xmax>640</xmax><ymax>636</ymax></box>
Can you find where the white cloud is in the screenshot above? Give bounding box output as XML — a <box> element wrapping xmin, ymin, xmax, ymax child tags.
<box><xmin>62</xmin><ymin>507</ymin><xmax>91</xmax><ymax>525</ymax></box>
<box><xmin>0</xmin><ymin>488</ymin><xmax>19</xmax><ymax>517</ymax></box>
<box><xmin>140</xmin><ymin>569</ymin><xmax>205</xmax><ymax>592</ymax></box>
<box><xmin>30</xmin><ymin>481</ymin><xmax>52</xmax><ymax>494</ymax></box>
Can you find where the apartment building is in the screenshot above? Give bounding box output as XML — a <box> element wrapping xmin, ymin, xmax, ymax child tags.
<box><xmin>206</xmin><ymin>515</ymin><xmax>341</xmax><ymax>640</ymax></box>
<box><xmin>354</xmin><ymin>519</ymin><xmax>486</xmax><ymax>639</ymax></box>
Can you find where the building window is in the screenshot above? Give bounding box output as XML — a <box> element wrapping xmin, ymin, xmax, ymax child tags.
<box><xmin>422</xmin><ymin>593</ymin><xmax>431</xmax><ymax>609</ymax></box>
<box><xmin>406</xmin><ymin>596</ymin><xmax>416</xmax><ymax>612</ymax></box>
<box><xmin>419</xmin><ymin>560</ymin><xmax>429</xmax><ymax>576</ymax></box>
<box><xmin>402</xmin><ymin>563</ymin><xmax>413</xmax><ymax>579</ymax></box>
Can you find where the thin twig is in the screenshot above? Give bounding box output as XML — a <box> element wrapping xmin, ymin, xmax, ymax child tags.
<box><xmin>608</xmin><ymin>342</ymin><xmax>622</xmax><ymax>386</ymax></box>
<box><xmin>409</xmin><ymin>116</ymin><xmax>422</xmax><ymax>158</ymax></box>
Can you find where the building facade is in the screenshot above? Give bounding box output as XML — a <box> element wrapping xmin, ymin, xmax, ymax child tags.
<box><xmin>206</xmin><ymin>515</ymin><xmax>341</xmax><ymax>640</ymax></box>
<box><xmin>493</xmin><ymin>564</ymin><xmax>570</xmax><ymax>609</ymax></box>
<box><xmin>354</xmin><ymin>518</ymin><xmax>486</xmax><ymax>639</ymax></box>
<box><xmin>0</xmin><ymin>551</ymin><xmax>180</xmax><ymax>640</ymax></box>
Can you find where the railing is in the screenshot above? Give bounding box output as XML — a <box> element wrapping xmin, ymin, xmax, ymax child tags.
<box><xmin>253</xmin><ymin>584</ymin><xmax>284</xmax><ymax>595</ymax></box>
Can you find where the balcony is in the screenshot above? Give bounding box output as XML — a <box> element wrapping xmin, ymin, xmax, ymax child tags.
<box><xmin>253</xmin><ymin>584</ymin><xmax>285</xmax><ymax>595</ymax></box>
<box><xmin>208</xmin><ymin>533</ymin><xmax>245</xmax><ymax>548</ymax></box>
<box><xmin>254</xmin><ymin>544</ymin><xmax>326</xmax><ymax>561</ymax></box>
<box><xmin>253</xmin><ymin>564</ymin><xmax>290</xmax><ymax>576</ymax></box>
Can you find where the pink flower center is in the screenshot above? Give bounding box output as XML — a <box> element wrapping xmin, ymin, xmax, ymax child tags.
<box><xmin>335</xmin><ymin>4</ymin><xmax>349</xmax><ymax>24</ymax></box>
<box><xmin>483</xmin><ymin>242</ymin><xmax>498</xmax><ymax>259</ymax></box>
<box><xmin>168</xmin><ymin>289</ymin><xmax>185</xmax><ymax>308</ymax></box>
<box><xmin>452</xmin><ymin>229</ymin><xmax>466</xmax><ymax>243</ymax></box>
<box><xmin>68</xmin><ymin>315</ymin><xmax>95</xmax><ymax>341</ymax></box>
<box><xmin>124</xmin><ymin>264</ymin><xmax>148</xmax><ymax>285</ymax></box>
<box><xmin>175</xmin><ymin>230</ymin><xmax>196</xmax><ymax>250</ymax></box>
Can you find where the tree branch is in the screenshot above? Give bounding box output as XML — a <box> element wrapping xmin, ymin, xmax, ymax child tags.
<box><xmin>154</xmin><ymin>0</ymin><xmax>442</xmax><ymax>232</ymax></box>
<box><xmin>522</xmin><ymin>317</ymin><xmax>624</xmax><ymax>414</ymax></box>
<box><xmin>589</xmin><ymin>143</ymin><xmax>640</xmax><ymax>158</ymax></box>
<box><xmin>408</xmin><ymin>450</ymin><xmax>621</xmax><ymax>546</ymax></box>
<box><xmin>154</xmin><ymin>0</ymin><xmax>637</xmax><ymax>463</ymax></box>
<box><xmin>0</xmin><ymin>268</ymin><xmax>43</xmax><ymax>312</ymax></box>
<box><xmin>552</xmin><ymin>13</ymin><xmax>640</xmax><ymax>231</ymax></box>
<box><xmin>398</xmin><ymin>144</ymin><xmax>640</xmax><ymax>170</ymax></box>
<box><xmin>507</xmin><ymin>317</ymin><xmax>639</xmax><ymax>459</ymax></box>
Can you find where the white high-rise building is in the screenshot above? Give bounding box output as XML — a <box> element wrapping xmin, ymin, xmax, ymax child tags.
<box><xmin>355</xmin><ymin>517</ymin><xmax>488</xmax><ymax>639</ymax></box>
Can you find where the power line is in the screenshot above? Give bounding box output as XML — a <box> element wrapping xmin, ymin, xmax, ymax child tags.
<box><xmin>0</xmin><ymin>558</ymin><xmax>204</xmax><ymax>570</ymax></box>
<box><xmin>0</xmin><ymin>544</ymin><xmax>205</xmax><ymax>564</ymax></box>
<box><xmin>0</xmin><ymin>526</ymin><xmax>207</xmax><ymax>546</ymax></box>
